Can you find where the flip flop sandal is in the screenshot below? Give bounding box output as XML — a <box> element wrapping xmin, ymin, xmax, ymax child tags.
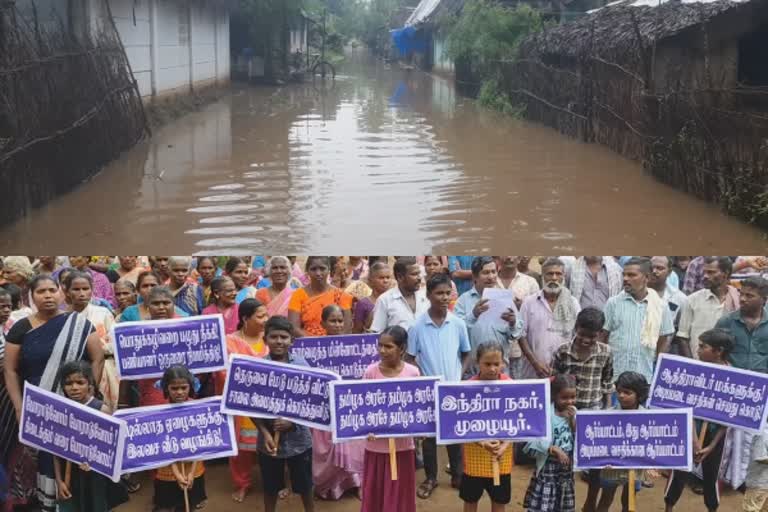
<box><xmin>232</xmin><ymin>489</ymin><xmax>247</xmax><ymax>503</ymax></box>
<box><xmin>122</xmin><ymin>477</ymin><xmax>141</xmax><ymax>493</ymax></box>
<box><xmin>417</xmin><ymin>480</ymin><xmax>438</xmax><ymax>499</ymax></box>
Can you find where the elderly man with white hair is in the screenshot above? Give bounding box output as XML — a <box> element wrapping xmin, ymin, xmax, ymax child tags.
<box><xmin>168</xmin><ymin>256</ymin><xmax>205</xmax><ymax>316</ymax></box>
<box><xmin>518</xmin><ymin>257</ymin><xmax>581</xmax><ymax>379</ymax></box>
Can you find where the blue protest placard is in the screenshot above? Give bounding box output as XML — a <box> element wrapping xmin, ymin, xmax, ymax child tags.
<box><xmin>574</xmin><ymin>409</ymin><xmax>693</xmax><ymax>470</ymax></box>
<box><xmin>291</xmin><ymin>334</ymin><xmax>379</xmax><ymax>379</ymax></box>
<box><xmin>435</xmin><ymin>379</ymin><xmax>551</xmax><ymax>444</ymax></box>
<box><xmin>111</xmin><ymin>315</ymin><xmax>227</xmax><ymax>380</ymax></box>
<box><xmin>650</xmin><ymin>353</ymin><xmax>768</xmax><ymax>432</ymax></box>
<box><xmin>114</xmin><ymin>396</ymin><xmax>237</xmax><ymax>473</ymax></box>
<box><xmin>329</xmin><ymin>377</ymin><xmax>440</xmax><ymax>443</ymax></box>
<box><xmin>221</xmin><ymin>354</ymin><xmax>341</xmax><ymax>431</ymax></box>
<box><xmin>19</xmin><ymin>383</ymin><xmax>127</xmax><ymax>482</ymax></box>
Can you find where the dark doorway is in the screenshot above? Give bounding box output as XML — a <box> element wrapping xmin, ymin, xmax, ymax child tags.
<box><xmin>739</xmin><ymin>23</ymin><xmax>768</xmax><ymax>86</ymax></box>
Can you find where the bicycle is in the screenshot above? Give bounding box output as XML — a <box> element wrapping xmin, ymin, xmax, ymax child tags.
<box><xmin>309</xmin><ymin>52</ymin><xmax>335</xmax><ymax>80</ymax></box>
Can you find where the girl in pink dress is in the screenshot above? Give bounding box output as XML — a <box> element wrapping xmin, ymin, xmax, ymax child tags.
<box><xmin>360</xmin><ymin>325</ymin><xmax>419</xmax><ymax>512</ymax></box>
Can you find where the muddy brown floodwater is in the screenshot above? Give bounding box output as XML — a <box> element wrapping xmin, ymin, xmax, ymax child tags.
<box><xmin>1</xmin><ymin>50</ymin><xmax>766</xmax><ymax>254</ymax></box>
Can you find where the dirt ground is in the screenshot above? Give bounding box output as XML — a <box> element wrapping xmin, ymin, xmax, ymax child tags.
<box><xmin>119</xmin><ymin>452</ymin><xmax>745</xmax><ymax>512</ymax></box>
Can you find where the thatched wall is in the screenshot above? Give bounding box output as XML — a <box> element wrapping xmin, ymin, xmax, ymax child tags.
<box><xmin>0</xmin><ymin>1</ymin><xmax>148</xmax><ymax>226</ymax></box>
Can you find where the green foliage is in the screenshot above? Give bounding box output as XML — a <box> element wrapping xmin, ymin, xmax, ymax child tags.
<box><xmin>443</xmin><ymin>0</ymin><xmax>543</xmax><ymax>65</ymax></box>
<box><xmin>334</xmin><ymin>0</ymin><xmax>413</xmax><ymax>52</ymax></box>
<box><xmin>477</xmin><ymin>79</ymin><xmax>525</xmax><ymax>117</ymax></box>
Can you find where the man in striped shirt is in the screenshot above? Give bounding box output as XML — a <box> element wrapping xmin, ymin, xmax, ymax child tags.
<box><xmin>603</xmin><ymin>257</ymin><xmax>675</xmax><ymax>385</ymax></box>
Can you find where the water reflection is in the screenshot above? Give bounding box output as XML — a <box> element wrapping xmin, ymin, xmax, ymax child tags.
<box><xmin>0</xmin><ymin>51</ymin><xmax>765</xmax><ymax>253</ymax></box>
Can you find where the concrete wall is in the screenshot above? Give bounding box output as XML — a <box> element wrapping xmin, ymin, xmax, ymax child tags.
<box><xmin>432</xmin><ymin>35</ymin><xmax>454</xmax><ymax>75</ymax></box>
<box><xmin>87</xmin><ymin>0</ymin><xmax>229</xmax><ymax>100</ymax></box>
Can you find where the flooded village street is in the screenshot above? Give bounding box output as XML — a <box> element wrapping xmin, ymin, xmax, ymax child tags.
<box><xmin>1</xmin><ymin>51</ymin><xmax>766</xmax><ymax>254</ymax></box>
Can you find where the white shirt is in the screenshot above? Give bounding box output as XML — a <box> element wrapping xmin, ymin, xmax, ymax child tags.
<box><xmin>496</xmin><ymin>272</ymin><xmax>540</xmax><ymax>302</ymax></box>
<box><xmin>676</xmin><ymin>286</ymin><xmax>740</xmax><ymax>358</ymax></box>
<box><xmin>371</xmin><ymin>286</ymin><xmax>430</xmax><ymax>332</ymax></box>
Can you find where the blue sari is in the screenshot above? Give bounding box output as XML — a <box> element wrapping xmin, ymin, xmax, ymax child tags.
<box><xmin>19</xmin><ymin>312</ymin><xmax>93</xmax><ymax>512</ymax></box>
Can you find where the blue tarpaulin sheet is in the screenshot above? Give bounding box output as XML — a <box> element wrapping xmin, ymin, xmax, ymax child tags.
<box><xmin>390</xmin><ymin>26</ymin><xmax>428</xmax><ymax>56</ymax></box>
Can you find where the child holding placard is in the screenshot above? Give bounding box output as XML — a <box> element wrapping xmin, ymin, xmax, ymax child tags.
<box><xmin>361</xmin><ymin>325</ymin><xmax>420</xmax><ymax>512</ymax></box>
<box><xmin>523</xmin><ymin>373</ymin><xmax>576</xmax><ymax>512</ymax></box>
<box><xmin>460</xmin><ymin>342</ymin><xmax>513</xmax><ymax>512</ymax></box>
<box><xmin>664</xmin><ymin>328</ymin><xmax>733</xmax><ymax>512</ymax></box>
<box><xmin>255</xmin><ymin>316</ymin><xmax>315</xmax><ymax>512</ymax></box>
<box><xmin>582</xmin><ymin>371</ymin><xmax>649</xmax><ymax>512</ymax></box>
<box><xmin>154</xmin><ymin>365</ymin><xmax>207</xmax><ymax>512</ymax></box>
<box><xmin>53</xmin><ymin>361</ymin><xmax>128</xmax><ymax>512</ymax></box>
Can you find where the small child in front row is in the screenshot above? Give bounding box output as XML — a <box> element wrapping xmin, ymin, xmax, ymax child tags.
<box><xmin>523</xmin><ymin>373</ymin><xmax>577</xmax><ymax>512</ymax></box>
<box><xmin>255</xmin><ymin>316</ymin><xmax>314</xmax><ymax>512</ymax></box>
<box><xmin>54</xmin><ymin>361</ymin><xmax>129</xmax><ymax>512</ymax></box>
<box><xmin>664</xmin><ymin>328</ymin><xmax>733</xmax><ymax>512</ymax></box>
<box><xmin>361</xmin><ymin>325</ymin><xmax>420</xmax><ymax>512</ymax></box>
<box><xmin>154</xmin><ymin>365</ymin><xmax>207</xmax><ymax>512</ymax></box>
<box><xmin>460</xmin><ymin>342</ymin><xmax>513</xmax><ymax>512</ymax></box>
<box><xmin>583</xmin><ymin>371</ymin><xmax>650</xmax><ymax>512</ymax></box>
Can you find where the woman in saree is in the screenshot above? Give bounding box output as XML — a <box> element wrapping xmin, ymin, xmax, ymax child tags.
<box><xmin>3</xmin><ymin>275</ymin><xmax>103</xmax><ymax>512</ymax></box>
<box><xmin>255</xmin><ymin>256</ymin><xmax>300</xmax><ymax>317</ymax></box>
<box><xmin>0</xmin><ymin>287</ymin><xmax>33</xmax><ymax>510</ymax></box>
<box><xmin>352</xmin><ymin>262</ymin><xmax>393</xmax><ymax>333</ymax></box>
<box><xmin>114</xmin><ymin>280</ymin><xmax>138</xmax><ymax>321</ymax></box>
<box><xmin>1</xmin><ymin>257</ymin><xmax>34</xmax><ymax>308</ymax></box>
<box><xmin>213</xmin><ymin>299</ymin><xmax>269</xmax><ymax>503</ymax></box>
<box><xmin>288</xmin><ymin>256</ymin><xmax>353</xmax><ymax>337</ymax></box>
<box><xmin>223</xmin><ymin>258</ymin><xmax>254</xmax><ymax>305</ymax></box>
<box><xmin>167</xmin><ymin>256</ymin><xmax>205</xmax><ymax>316</ymax></box>
<box><xmin>202</xmin><ymin>277</ymin><xmax>239</xmax><ymax>334</ymax></box>
<box><xmin>62</xmin><ymin>271</ymin><xmax>118</xmax><ymax>411</ymax></box>
<box><xmin>119</xmin><ymin>271</ymin><xmax>188</xmax><ymax>322</ymax></box>
<box><xmin>135</xmin><ymin>286</ymin><xmax>184</xmax><ymax>408</ymax></box>
<box><xmin>331</xmin><ymin>257</ymin><xmax>372</xmax><ymax>302</ymax></box>
<box><xmin>195</xmin><ymin>257</ymin><xmax>220</xmax><ymax>305</ymax></box>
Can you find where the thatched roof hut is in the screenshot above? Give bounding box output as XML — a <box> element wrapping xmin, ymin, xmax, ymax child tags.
<box><xmin>520</xmin><ymin>0</ymin><xmax>765</xmax><ymax>86</ymax></box>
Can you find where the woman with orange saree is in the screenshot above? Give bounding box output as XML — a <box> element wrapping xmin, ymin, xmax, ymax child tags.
<box><xmin>288</xmin><ymin>256</ymin><xmax>352</xmax><ymax>337</ymax></box>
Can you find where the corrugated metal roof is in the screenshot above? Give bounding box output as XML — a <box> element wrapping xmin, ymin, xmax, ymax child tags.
<box><xmin>405</xmin><ymin>0</ymin><xmax>443</xmax><ymax>26</ymax></box>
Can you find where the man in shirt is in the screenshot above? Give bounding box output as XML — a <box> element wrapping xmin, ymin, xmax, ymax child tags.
<box><xmin>675</xmin><ymin>256</ymin><xmax>740</xmax><ymax>359</ymax></box>
<box><xmin>566</xmin><ymin>256</ymin><xmax>623</xmax><ymax>310</ymax></box>
<box><xmin>648</xmin><ymin>256</ymin><xmax>687</xmax><ymax>328</ymax></box>
<box><xmin>603</xmin><ymin>257</ymin><xmax>675</xmax><ymax>384</ymax></box>
<box><xmin>407</xmin><ymin>273</ymin><xmax>471</xmax><ymax>496</ymax></box>
<box><xmin>519</xmin><ymin>258</ymin><xmax>581</xmax><ymax>379</ymax></box>
<box><xmin>716</xmin><ymin>276</ymin><xmax>768</xmax><ymax>373</ymax></box>
<box><xmin>715</xmin><ymin>277</ymin><xmax>768</xmax><ymax>492</ymax></box>
<box><xmin>448</xmin><ymin>256</ymin><xmax>476</xmax><ymax>296</ymax></box>
<box><xmin>455</xmin><ymin>257</ymin><xmax>522</xmax><ymax>377</ymax></box>
<box><xmin>371</xmin><ymin>257</ymin><xmax>430</xmax><ymax>332</ymax></box>
<box><xmin>495</xmin><ymin>256</ymin><xmax>540</xmax><ymax>309</ymax></box>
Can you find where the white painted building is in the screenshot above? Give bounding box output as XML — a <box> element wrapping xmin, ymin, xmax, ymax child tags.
<box><xmin>17</xmin><ymin>0</ymin><xmax>231</xmax><ymax>100</ymax></box>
